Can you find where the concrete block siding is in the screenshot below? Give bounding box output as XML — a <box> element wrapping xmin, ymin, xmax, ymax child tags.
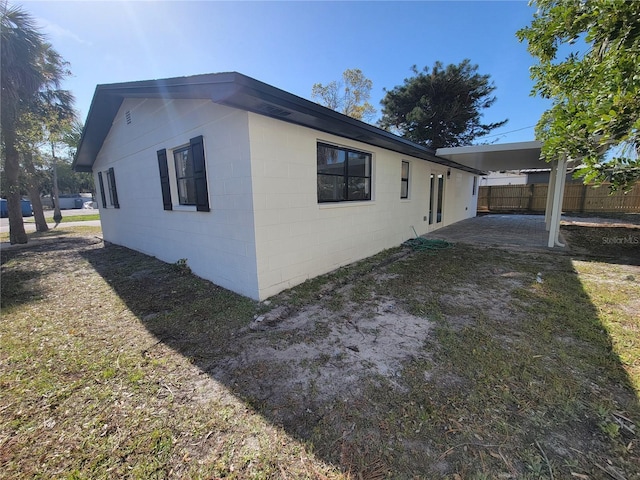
<box><xmin>94</xmin><ymin>98</ymin><xmax>260</xmax><ymax>299</ymax></box>
<box><xmin>94</xmin><ymin>98</ymin><xmax>478</xmax><ymax>301</ymax></box>
<box><xmin>248</xmin><ymin>113</ymin><xmax>478</xmax><ymax>299</ymax></box>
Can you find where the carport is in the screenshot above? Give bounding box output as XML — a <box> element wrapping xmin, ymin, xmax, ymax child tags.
<box><xmin>436</xmin><ymin>141</ymin><xmax>569</xmax><ymax>248</ymax></box>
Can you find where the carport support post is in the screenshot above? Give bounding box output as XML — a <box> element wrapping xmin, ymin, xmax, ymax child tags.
<box><xmin>545</xmin><ymin>160</ymin><xmax>558</xmax><ymax>231</ymax></box>
<box><xmin>548</xmin><ymin>157</ymin><xmax>567</xmax><ymax>248</ymax></box>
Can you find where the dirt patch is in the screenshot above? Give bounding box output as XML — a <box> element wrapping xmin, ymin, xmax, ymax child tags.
<box><xmin>215</xmin><ymin>299</ymin><xmax>433</xmax><ymax>405</ymax></box>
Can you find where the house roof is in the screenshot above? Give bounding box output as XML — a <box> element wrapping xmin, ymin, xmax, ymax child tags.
<box><xmin>73</xmin><ymin>72</ymin><xmax>482</xmax><ymax>174</ymax></box>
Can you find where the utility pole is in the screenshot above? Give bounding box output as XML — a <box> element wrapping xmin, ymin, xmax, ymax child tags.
<box><xmin>51</xmin><ymin>141</ymin><xmax>62</xmax><ymax>224</ymax></box>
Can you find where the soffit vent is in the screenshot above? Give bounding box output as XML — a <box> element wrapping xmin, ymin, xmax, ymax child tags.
<box><xmin>125</xmin><ymin>110</ymin><xmax>132</xmax><ymax>125</ymax></box>
<box><xmin>258</xmin><ymin>103</ymin><xmax>292</xmax><ymax>117</ymax></box>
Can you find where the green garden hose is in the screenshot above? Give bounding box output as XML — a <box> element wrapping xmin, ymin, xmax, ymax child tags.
<box><xmin>405</xmin><ymin>226</ymin><xmax>454</xmax><ymax>252</ymax></box>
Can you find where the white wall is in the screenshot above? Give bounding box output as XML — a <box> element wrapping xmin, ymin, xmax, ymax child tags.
<box><xmin>93</xmin><ymin>98</ymin><xmax>260</xmax><ymax>299</ymax></box>
<box><xmin>247</xmin><ymin>113</ymin><xmax>477</xmax><ymax>299</ymax></box>
<box><xmin>443</xmin><ymin>170</ymin><xmax>480</xmax><ymax>227</ymax></box>
<box><xmin>93</xmin><ymin>99</ymin><xmax>477</xmax><ymax>301</ymax></box>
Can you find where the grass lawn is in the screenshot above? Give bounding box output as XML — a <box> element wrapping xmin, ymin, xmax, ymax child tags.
<box><xmin>23</xmin><ymin>213</ymin><xmax>101</xmax><ymax>223</ymax></box>
<box><xmin>0</xmin><ymin>224</ymin><xmax>638</xmax><ymax>479</ymax></box>
<box><xmin>0</xmin><ymin>225</ymin><xmax>102</xmax><ymax>243</ymax></box>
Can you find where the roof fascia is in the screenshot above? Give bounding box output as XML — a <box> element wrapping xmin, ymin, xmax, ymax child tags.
<box><xmin>73</xmin><ymin>72</ymin><xmax>482</xmax><ymax>175</ymax></box>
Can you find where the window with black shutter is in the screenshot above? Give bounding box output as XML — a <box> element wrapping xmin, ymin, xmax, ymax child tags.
<box><xmin>157</xmin><ymin>135</ymin><xmax>209</xmax><ymax>212</ymax></box>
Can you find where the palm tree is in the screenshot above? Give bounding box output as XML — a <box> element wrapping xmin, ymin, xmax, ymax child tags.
<box><xmin>1</xmin><ymin>3</ymin><xmax>74</xmax><ymax>243</ymax></box>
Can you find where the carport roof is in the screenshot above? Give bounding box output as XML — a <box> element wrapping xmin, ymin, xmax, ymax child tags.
<box><xmin>73</xmin><ymin>71</ymin><xmax>482</xmax><ymax>175</ymax></box>
<box><xmin>436</xmin><ymin>141</ymin><xmax>545</xmax><ymax>171</ymax></box>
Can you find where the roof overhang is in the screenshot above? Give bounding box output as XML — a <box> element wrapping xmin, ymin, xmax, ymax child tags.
<box><xmin>73</xmin><ymin>72</ymin><xmax>482</xmax><ymax>175</ymax></box>
<box><xmin>436</xmin><ymin>141</ymin><xmax>545</xmax><ymax>172</ymax></box>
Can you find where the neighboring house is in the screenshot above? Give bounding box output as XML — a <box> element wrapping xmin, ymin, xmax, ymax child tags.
<box><xmin>73</xmin><ymin>72</ymin><xmax>481</xmax><ymax>300</ymax></box>
<box><xmin>479</xmin><ymin>171</ymin><xmax>528</xmax><ymax>186</ymax></box>
<box><xmin>520</xmin><ymin>168</ymin><xmax>584</xmax><ymax>185</ymax></box>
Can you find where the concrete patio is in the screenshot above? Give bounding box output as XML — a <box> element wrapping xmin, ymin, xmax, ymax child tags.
<box><xmin>425</xmin><ymin>214</ymin><xmax>566</xmax><ymax>251</ymax></box>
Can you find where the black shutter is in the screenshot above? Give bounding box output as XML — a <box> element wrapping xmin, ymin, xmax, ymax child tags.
<box><xmin>157</xmin><ymin>149</ymin><xmax>172</xmax><ymax>210</ymax></box>
<box><xmin>98</xmin><ymin>171</ymin><xmax>107</xmax><ymax>208</ymax></box>
<box><xmin>108</xmin><ymin>167</ymin><xmax>120</xmax><ymax>209</ymax></box>
<box><xmin>190</xmin><ymin>135</ymin><xmax>210</xmax><ymax>212</ymax></box>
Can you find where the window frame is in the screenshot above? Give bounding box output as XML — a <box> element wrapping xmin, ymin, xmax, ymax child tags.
<box><xmin>98</xmin><ymin>167</ymin><xmax>119</xmax><ymax>209</ymax></box>
<box><xmin>157</xmin><ymin>135</ymin><xmax>210</xmax><ymax>213</ymax></box>
<box><xmin>401</xmin><ymin>161</ymin><xmax>410</xmax><ymax>199</ymax></box>
<box><xmin>317</xmin><ymin>142</ymin><xmax>372</xmax><ymax>203</ymax></box>
<box><xmin>173</xmin><ymin>144</ymin><xmax>197</xmax><ymax>207</ymax></box>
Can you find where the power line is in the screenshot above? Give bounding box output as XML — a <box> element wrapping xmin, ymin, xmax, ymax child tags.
<box><xmin>480</xmin><ymin>125</ymin><xmax>537</xmax><ymax>139</ymax></box>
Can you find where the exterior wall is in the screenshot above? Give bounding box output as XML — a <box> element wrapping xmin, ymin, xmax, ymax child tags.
<box><xmin>247</xmin><ymin>113</ymin><xmax>477</xmax><ymax>299</ymax></box>
<box><xmin>92</xmin><ymin>98</ymin><xmax>260</xmax><ymax>299</ymax></box>
<box><xmin>93</xmin><ymin>98</ymin><xmax>478</xmax><ymax>301</ymax></box>
<box><xmin>443</xmin><ymin>170</ymin><xmax>480</xmax><ymax>227</ymax></box>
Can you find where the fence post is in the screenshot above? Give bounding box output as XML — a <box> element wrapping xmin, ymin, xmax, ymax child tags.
<box><xmin>528</xmin><ymin>183</ymin><xmax>535</xmax><ymax>211</ymax></box>
<box><xmin>580</xmin><ymin>184</ymin><xmax>588</xmax><ymax>213</ymax></box>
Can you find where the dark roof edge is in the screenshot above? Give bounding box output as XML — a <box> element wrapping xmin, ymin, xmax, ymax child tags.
<box><xmin>73</xmin><ymin>72</ymin><xmax>482</xmax><ymax>175</ymax></box>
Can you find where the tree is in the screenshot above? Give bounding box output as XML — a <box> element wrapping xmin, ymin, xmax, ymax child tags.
<box><xmin>517</xmin><ymin>0</ymin><xmax>640</xmax><ymax>191</ymax></box>
<box><xmin>1</xmin><ymin>3</ymin><xmax>74</xmax><ymax>243</ymax></box>
<box><xmin>14</xmin><ymin>89</ymin><xmax>76</xmax><ymax>231</ymax></box>
<box><xmin>312</xmin><ymin>68</ymin><xmax>377</xmax><ymax>122</ymax></box>
<box><xmin>379</xmin><ymin>60</ymin><xmax>508</xmax><ymax>149</ymax></box>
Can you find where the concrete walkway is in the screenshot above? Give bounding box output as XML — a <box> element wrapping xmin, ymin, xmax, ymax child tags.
<box><xmin>425</xmin><ymin>214</ymin><xmax>564</xmax><ymax>251</ymax></box>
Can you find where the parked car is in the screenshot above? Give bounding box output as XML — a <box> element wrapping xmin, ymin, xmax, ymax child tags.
<box><xmin>0</xmin><ymin>198</ymin><xmax>33</xmax><ymax>218</ymax></box>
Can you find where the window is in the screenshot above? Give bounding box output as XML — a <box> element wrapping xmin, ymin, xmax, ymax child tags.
<box><xmin>401</xmin><ymin>161</ymin><xmax>409</xmax><ymax>199</ymax></box>
<box><xmin>97</xmin><ymin>168</ymin><xmax>119</xmax><ymax>209</ymax></box>
<box><xmin>157</xmin><ymin>135</ymin><xmax>210</xmax><ymax>212</ymax></box>
<box><xmin>173</xmin><ymin>146</ymin><xmax>197</xmax><ymax>205</ymax></box>
<box><xmin>317</xmin><ymin>142</ymin><xmax>371</xmax><ymax>203</ymax></box>
<box><xmin>472</xmin><ymin>175</ymin><xmax>478</xmax><ymax>196</ymax></box>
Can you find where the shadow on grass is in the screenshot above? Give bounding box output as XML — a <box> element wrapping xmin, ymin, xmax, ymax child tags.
<box><xmin>562</xmin><ymin>224</ymin><xmax>640</xmax><ymax>265</ymax></box>
<box><xmin>75</xmin><ymin>239</ymin><xmax>640</xmax><ymax>478</ymax></box>
<box><xmin>1</xmin><ymin>234</ymin><xmax>102</xmax><ymax>310</ymax></box>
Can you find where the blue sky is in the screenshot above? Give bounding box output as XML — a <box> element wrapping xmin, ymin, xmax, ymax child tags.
<box><xmin>23</xmin><ymin>0</ymin><xmax>550</xmax><ymax>144</ymax></box>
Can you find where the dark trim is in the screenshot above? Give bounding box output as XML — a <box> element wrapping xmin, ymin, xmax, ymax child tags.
<box><xmin>190</xmin><ymin>135</ymin><xmax>210</xmax><ymax>212</ymax></box>
<box><xmin>97</xmin><ymin>171</ymin><xmax>107</xmax><ymax>208</ymax></box>
<box><xmin>157</xmin><ymin>149</ymin><xmax>172</xmax><ymax>210</ymax></box>
<box><xmin>107</xmin><ymin>167</ymin><xmax>119</xmax><ymax>208</ymax></box>
<box><xmin>73</xmin><ymin>72</ymin><xmax>483</xmax><ymax>176</ymax></box>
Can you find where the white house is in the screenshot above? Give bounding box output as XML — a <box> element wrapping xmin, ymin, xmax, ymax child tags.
<box><xmin>74</xmin><ymin>72</ymin><xmax>481</xmax><ymax>300</ymax></box>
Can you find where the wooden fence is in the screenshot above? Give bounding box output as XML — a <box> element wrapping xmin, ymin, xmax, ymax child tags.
<box><xmin>478</xmin><ymin>183</ymin><xmax>640</xmax><ymax>214</ymax></box>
